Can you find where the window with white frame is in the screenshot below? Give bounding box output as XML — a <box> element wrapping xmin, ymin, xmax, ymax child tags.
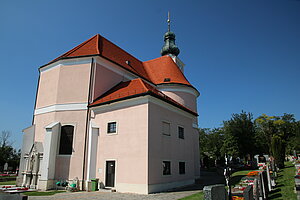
<box><xmin>107</xmin><ymin>122</ymin><xmax>117</xmax><ymax>134</ymax></box>
<box><xmin>162</xmin><ymin>121</ymin><xmax>170</xmax><ymax>136</ymax></box>
<box><xmin>59</xmin><ymin>125</ymin><xmax>74</xmax><ymax>155</ymax></box>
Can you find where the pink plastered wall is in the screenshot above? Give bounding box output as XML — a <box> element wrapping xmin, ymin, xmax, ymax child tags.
<box><xmin>161</xmin><ymin>90</ymin><xmax>197</xmax><ymax>113</ymax></box>
<box><xmin>148</xmin><ymin>101</ymin><xmax>199</xmax><ymax>185</ymax></box>
<box><xmin>36</xmin><ymin>63</ymin><xmax>91</xmax><ymax>109</ymax></box>
<box><xmin>91</xmin><ymin>102</ymin><xmax>148</xmax><ymax>185</ymax></box>
<box><xmin>92</xmin><ymin>63</ymin><xmax>124</xmax><ymax>100</ymax></box>
<box><xmin>33</xmin><ymin>110</ymin><xmax>88</xmax><ymax>180</ymax></box>
<box><xmin>56</xmin><ymin>64</ymin><xmax>91</xmax><ymax>104</ymax></box>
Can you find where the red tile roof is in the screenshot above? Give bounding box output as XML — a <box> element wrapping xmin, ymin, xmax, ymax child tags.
<box><xmin>143</xmin><ymin>56</ymin><xmax>191</xmax><ymax>86</ymax></box>
<box><xmin>49</xmin><ymin>34</ymin><xmax>151</xmax><ymax>81</ymax></box>
<box><xmin>46</xmin><ymin>34</ymin><xmax>191</xmax><ymax>87</ymax></box>
<box><xmin>89</xmin><ymin>79</ymin><xmax>197</xmax><ymax>116</ymax></box>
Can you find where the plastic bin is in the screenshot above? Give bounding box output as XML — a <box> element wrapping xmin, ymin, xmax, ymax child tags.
<box><xmin>91</xmin><ymin>179</ymin><xmax>99</xmax><ymax>191</ymax></box>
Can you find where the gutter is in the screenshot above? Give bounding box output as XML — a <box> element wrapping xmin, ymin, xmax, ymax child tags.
<box><xmin>82</xmin><ymin>58</ymin><xmax>95</xmax><ymax>190</ymax></box>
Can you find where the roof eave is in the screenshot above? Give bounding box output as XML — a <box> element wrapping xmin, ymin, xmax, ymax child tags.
<box><xmin>156</xmin><ymin>83</ymin><xmax>200</xmax><ymax>96</ymax></box>
<box><xmin>89</xmin><ymin>91</ymin><xmax>198</xmax><ymax>116</ymax></box>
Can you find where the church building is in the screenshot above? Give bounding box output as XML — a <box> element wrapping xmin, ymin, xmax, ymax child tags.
<box><xmin>17</xmin><ymin>20</ymin><xmax>200</xmax><ymax>194</ymax></box>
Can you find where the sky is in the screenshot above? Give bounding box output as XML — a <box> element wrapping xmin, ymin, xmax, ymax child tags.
<box><xmin>1</xmin><ymin>0</ymin><xmax>300</xmax><ymax>149</ymax></box>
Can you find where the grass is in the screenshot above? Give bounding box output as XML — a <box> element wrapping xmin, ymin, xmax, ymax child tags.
<box><xmin>178</xmin><ymin>192</ymin><xmax>204</xmax><ymax>200</ymax></box>
<box><xmin>25</xmin><ymin>190</ymin><xmax>66</xmax><ymax>196</ymax></box>
<box><xmin>268</xmin><ymin>161</ymin><xmax>297</xmax><ymax>200</ymax></box>
<box><xmin>0</xmin><ymin>179</ymin><xmax>16</xmax><ymax>185</ymax></box>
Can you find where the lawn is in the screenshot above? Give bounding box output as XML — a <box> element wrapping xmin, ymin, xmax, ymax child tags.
<box><xmin>0</xmin><ymin>179</ymin><xmax>16</xmax><ymax>185</ymax></box>
<box><xmin>178</xmin><ymin>192</ymin><xmax>204</xmax><ymax>200</ymax></box>
<box><xmin>268</xmin><ymin>161</ymin><xmax>297</xmax><ymax>200</ymax></box>
<box><xmin>25</xmin><ymin>191</ymin><xmax>66</xmax><ymax>196</ymax></box>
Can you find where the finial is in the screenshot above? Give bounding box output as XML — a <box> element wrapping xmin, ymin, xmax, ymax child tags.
<box><xmin>167</xmin><ymin>11</ymin><xmax>170</xmax><ymax>32</ymax></box>
<box><xmin>160</xmin><ymin>11</ymin><xmax>180</xmax><ymax>56</ymax></box>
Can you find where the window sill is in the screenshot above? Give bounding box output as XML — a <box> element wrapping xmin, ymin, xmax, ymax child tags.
<box><xmin>57</xmin><ymin>154</ymin><xmax>72</xmax><ymax>157</ymax></box>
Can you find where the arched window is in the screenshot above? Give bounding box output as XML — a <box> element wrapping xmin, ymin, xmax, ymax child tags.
<box><xmin>59</xmin><ymin>125</ymin><xmax>74</xmax><ymax>155</ymax></box>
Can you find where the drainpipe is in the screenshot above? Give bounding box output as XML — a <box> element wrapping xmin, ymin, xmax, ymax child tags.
<box><xmin>82</xmin><ymin>58</ymin><xmax>95</xmax><ymax>190</ymax></box>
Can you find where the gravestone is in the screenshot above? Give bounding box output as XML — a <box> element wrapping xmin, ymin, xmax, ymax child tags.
<box><xmin>3</xmin><ymin>163</ymin><xmax>8</xmax><ymax>171</ymax></box>
<box><xmin>243</xmin><ymin>185</ymin><xmax>254</xmax><ymax>200</ymax></box>
<box><xmin>266</xmin><ymin>165</ymin><xmax>272</xmax><ymax>191</ymax></box>
<box><xmin>257</xmin><ymin>173</ymin><xmax>264</xmax><ymax>200</ymax></box>
<box><xmin>262</xmin><ymin>171</ymin><xmax>269</xmax><ymax>195</ymax></box>
<box><xmin>203</xmin><ymin>184</ymin><xmax>227</xmax><ymax>200</ymax></box>
<box><xmin>253</xmin><ymin>178</ymin><xmax>259</xmax><ymax>200</ymax></box>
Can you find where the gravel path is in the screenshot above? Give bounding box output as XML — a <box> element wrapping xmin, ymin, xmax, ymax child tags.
<box><xmin>28</xmin><ymin>170</ymin><xmax>225</xmax><ymax>200</ymax></box>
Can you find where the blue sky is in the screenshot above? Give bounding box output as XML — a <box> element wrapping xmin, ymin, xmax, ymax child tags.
<box><xmin>1</xmin><ymin>0</ymin><xmax>300</xmax><ymax>149</ymax></box>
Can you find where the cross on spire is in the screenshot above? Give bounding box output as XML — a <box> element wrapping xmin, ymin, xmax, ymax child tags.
<box><xmin>167</xmin><ymin>11</ymin><xmax>170</xmax><ymax>32</ymax></box>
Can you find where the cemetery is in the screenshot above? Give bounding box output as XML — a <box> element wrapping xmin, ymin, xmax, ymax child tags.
<box><xmin>201</xmin><ymin>156</ymin><xmax>300</xmax><ymax>200</ymax></box>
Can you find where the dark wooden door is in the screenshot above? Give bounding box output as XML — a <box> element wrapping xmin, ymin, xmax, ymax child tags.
<box><xmin>105</xmin><ymin>161</ymin><xmax>115</xmax><ymax>187</ymax></box>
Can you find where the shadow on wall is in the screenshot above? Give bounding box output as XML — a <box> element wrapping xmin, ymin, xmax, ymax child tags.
<box><xmin>55</xmin><ymin>156</ymin><xmax>71</xmax><ymax>182</ymax></box>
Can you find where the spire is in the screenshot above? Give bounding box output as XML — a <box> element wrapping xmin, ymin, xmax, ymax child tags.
<box><xmin>161</xmin><ymin>12</ymin><xmax>180</xmax><ymax>57</ymax></box>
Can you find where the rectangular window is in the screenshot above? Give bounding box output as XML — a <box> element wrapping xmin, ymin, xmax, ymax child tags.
<box><xmin>107</xmin><ymin>122</ymin><xmax>117</xmax><ymax>133</ymax></box>
<box><xmin>162</xmin><ymin>122</ymin><xmax>170</xmax><ymax>136</ymax></box>
<box><xmin>178</xmin><ymin>126</ymin><xmax>184</xmax><ymax>139</ymax></box>
<box><xmin>179</xmin><ymin>162</ymin><xmax>186</xmax><ymax>174</ymax></box>
<box><xmin>163</xmin><ymin>161</ymin><xmax>171</xmax><ymax>175</ymax></box>
<box><xmin>59</xmin><ymin>125</ymin><xmax>74</xmax><ymax>155</ymax></box>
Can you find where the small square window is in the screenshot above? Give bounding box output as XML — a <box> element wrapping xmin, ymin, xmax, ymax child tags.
<box><xmin>163</xmin><ymin>161</ymin><xmax>171</xmax><ymax>175</ymax></box>
<box><xmin>179</xmin><ymin>162</ymin><xmax>185</xmax><ymax>174</ymax></box>
<box><xmin>178</xmin><ymin>126</ymin><xmax>184</xmax><ymax>139</ymax></box>
<box><xmin>162</xmin><ymin>122</ymin><xmax>170</xmax><ymax>136</ymax></box>
<box><xmin>107</xmin><ymin>122</ymin><xmax>117</xmax><ymax>133</ymax></box>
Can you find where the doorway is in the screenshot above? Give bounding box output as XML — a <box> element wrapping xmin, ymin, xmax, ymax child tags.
<box><xmin>105</xmin><ymin>161</ymin><xmax>115</xmax><ymax>187</ymax></box>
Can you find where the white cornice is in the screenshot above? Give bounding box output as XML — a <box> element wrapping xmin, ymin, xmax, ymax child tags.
<box><xmin>38</xmin><ymin>56</ymin><xmax>156</xmax><ymax>88</ymax></box>
<box><xmin>92</xmin><ymin>96</ymin><xmax>149</xmax><ymax>114</ymax></box>
<box><xmin>34</xmin><ymin>103</ymin><xmax>88</xmax><ymax>115</ymax></box>
<box><xmin>39</xmin><ymin>58</ymin><xmax>94</xmax><ymax>73</ymax></box>
<box><xmin>157</xmin><ymin>84</ymin><xmax>200</xmax><ymax>97</ymax></box>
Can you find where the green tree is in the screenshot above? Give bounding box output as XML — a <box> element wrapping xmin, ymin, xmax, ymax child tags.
<box><xmin>255</xmin><ymin>113</ymin><xmax>296</xmax><ymax>168</ymax></box>
<box><xmin>0</xmin><ymin>130</ymin><xmax>20</xmax><ymax>171</ymax></box>
<box><xmin>199</xmin><ymin>128</ymin><xmax>224</xmax><ymax>160</ymax></box>
<box><xmin>221</xmin><ymin>111</ymin><xmax>256</xmax><ymax>160</ymax></box>
<box><xmin>286</xmin><ymin>121</ymin><xmax>300</xmax><ymax>155</ymax></box>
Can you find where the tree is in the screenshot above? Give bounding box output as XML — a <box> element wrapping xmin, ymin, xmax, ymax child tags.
<box><xmin>286</xmin><ymin>121</ymin><xmax>300</xmax><ymax>155</ymax></box>
<box><xmin>199</xmin><ymin>128</ymin><xmax>224</xmax><ymax>159</ymax></box>
<box><xmin>255</xmin><ymin>113</ymin><xmax>296</xmax><ymax>168</ymax></box>
<box><xmin>221</xmin><ymin>111</ymin><xmax>256</xmax><ymax>160</ymax></box>
<box><xmin>0</xmin><ymin>130</ymin><xmax>20</xmax><ymax>171</ymax></box>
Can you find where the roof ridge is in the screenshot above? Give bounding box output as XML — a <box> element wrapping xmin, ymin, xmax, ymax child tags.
<box><xmin>51</xmin><ymin>34</ymin><xmax>99</xmax><ymax>63</ymax></box>
<box><xmin>96</xmin><ymin>34</ymin><xmax>101</xmax><ymax>54</ymax></box>
<box><xmin>142</xmin><ymin>55</ymin><xmax>169</xmax><ymax>63</ymax></box>
<box><xmin>136</xmin><ymin>78</ymin><xmax>150</xmax><ymax>92</ymax></box>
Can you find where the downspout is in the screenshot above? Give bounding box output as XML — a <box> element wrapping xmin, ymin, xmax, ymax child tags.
<box><xmin>32</xmin><ymin>70</ymin><xmax>41</xmax><ymax>125</ymax></box>
<box><xmin>82</xmin><ymin>58</ymin><xmax>95</xmax><ymax>190</ymax></box>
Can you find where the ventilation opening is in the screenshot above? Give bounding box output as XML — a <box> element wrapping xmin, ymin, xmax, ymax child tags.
<box><xmin>164</xmin><ymin>78</ymin><xmax>171</xmax><ymax>82</ymax></box>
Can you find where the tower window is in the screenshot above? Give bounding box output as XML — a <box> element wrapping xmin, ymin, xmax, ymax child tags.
<box><xmin>59</xmin><ymin>125</ymin><xmax>74</xmax><ymax>155</ymax></box>
<box><xmin>107</xmin><ymin>122</ymin><xmax>117</xmax><ymax>133</ymax></box>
